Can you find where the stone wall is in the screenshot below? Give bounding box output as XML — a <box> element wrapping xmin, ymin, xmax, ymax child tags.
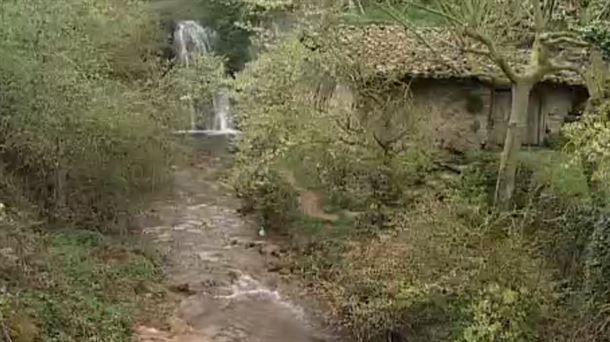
<box><xmin>409</xmin><ymin>79</ymin><xmax>491</xmax><ymax>153</ymax></box>
<box><xmin>322</xmin><ymin>78</ymin><xmax>585</xmax><ymax>153</ymax></box>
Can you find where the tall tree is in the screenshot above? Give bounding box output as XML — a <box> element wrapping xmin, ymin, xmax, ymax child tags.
<box><xmin>382</xmin><ymin>0</ymin><xmax>589</xmax><ymax>209</ymax></box>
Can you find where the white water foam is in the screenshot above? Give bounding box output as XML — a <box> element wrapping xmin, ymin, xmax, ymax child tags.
<box><xmin>214</xmin><ymin>273</ymin><xmax>306</xmax><ymax>321</ymax></box>
<box><xmin>173</xmin><ymin>21</ymin><xmax>241</xmax><ymax>135</ymax></box>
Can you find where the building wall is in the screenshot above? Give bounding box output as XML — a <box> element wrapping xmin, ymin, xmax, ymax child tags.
<box><xmin>538</xmin><ymin>84</ymin><xmax>581</xmax><ymax>139</ymax></box>
<box><xmin>409</xmin><ymin>79</ymin><xmax>491</xmax><ymax>153</ymax></box>
<box><xmin>489</xmin><ymin>84</ymin><xmax>582</xmax><ymax>146</ymax></box>
<box><xmin>324</xmin><ymin>78</ymin><xmax>584</xmax><ymax>153</ymax></box>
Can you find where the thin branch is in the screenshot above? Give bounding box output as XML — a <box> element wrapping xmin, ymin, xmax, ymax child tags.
<box><xmin>539</xmin><ymin>31</ymin><xmax>590</xmax><ymax>49</ymax></box>
<box><xmin>464</xmin><ymin>28</ymin><xmax>519</xmax><ymax>83</ymax></box>
<box><xmin>532</xmin><ymin>0</ymin><xmax>547</xmax><ymax>33</ymax></box>
<box><xmin>355</xmin><ymin>0</ymin><xmax>365</xmax><ymax>14</ymax></box>
<box><xmin>0</xmin><ymin>312</ymin><xmax>12</xmax><ymax>342</ymax></box>
<box><xmin>542</xmin><ymin>36</ymin><xmax>589</xmax><ymax>48</ymax></box>
<box><xmin>541</xmin><ymin>31</ymin><xmax>582</xmax><ymax>39</ymax></box>
<box><xmin>432</xmin><ymin>160</ymin><xmax>462</xmax><ymax>174</ymax></box>
<box><xmin>371</xmin><ymin>131</ymin><xmax>389</xmax><ymax>152</ymax></box>
<box><xmin>461</xmin><ymin>46</ymin><xmax>492</xmax><ymax>56</ymax></box>
<box><xmin>547</xmin><ymin>60</ymin><xmax>584</xmax><ymax>77</ymax></box>
<box><xmin>595</xmin><ymin>1</ymin><xmax>610</xmax><ymax>21</ymax></box>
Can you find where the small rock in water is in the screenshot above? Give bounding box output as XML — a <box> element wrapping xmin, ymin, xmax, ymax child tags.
<box><xmin>267</xmin><ymin>263</ymin><xmax>283</xmax><ymax>273</ymax></box>
<box><xmin>259</xmin><ymin>244</ymin><xmax>281</xmax><ymax>257</ymax></box>
<box><xmin>168</xmin><ymin>283</ymin><xmax>197</xmax><ymax>295</ymax></box>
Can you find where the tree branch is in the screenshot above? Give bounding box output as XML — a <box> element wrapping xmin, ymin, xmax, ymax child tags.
<box><xmin>532</xmin><ymin>0</ymin><xmax>547</xmax><ymax>33</ymax></box>
<box><xmin>464</xmin><ymin>28</ymin><xmax>519</xmax><ymax>83</ymax></box>
<box><xmin>539</xmin><ymin>31</ymin><xmax>589</xmax><ymax>48</ymax></box>
<box><xmin>371</xmin><ymin>131</ymin><xmax>390</xmax><ymax>152</ymax></box>
<box><xmin>547</xmin><ymin>60</ymin><xmax>584</xmax><ymax>77</ymax></box>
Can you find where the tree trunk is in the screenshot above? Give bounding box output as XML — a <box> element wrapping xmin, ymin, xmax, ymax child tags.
<box><xmin>494</xmin><ymin>81</ymin><xmax>534</xmax><ymax>210</ymax></box>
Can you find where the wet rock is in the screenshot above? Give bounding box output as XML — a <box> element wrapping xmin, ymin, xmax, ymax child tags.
<box><xmin>267</xmin><ymin>263</ymin><xmax>283</xmax><ymax>273</ymax></box>
<box><xmin>198</xmin><ymin>251</ymin><xmax>221</xmax><ymax>262</ymax></box>
<box><xmin>157</xmin><ymin>232</ymin><xmax>173</xmax><ymax>242</ymax></box>
<box><xmin>258</xmin><ymin>244</ymin><xmax>281</xmax><ymax>258</ymax></box>
<box><xmin>168</xmin><ymin>283</ymin><xmax>197</xmax><ymax>296</ymax></box>
<box><xmin>245</xmin><ymin>240</ymin><xmax>265</xmax><ymax>249</ymax></box>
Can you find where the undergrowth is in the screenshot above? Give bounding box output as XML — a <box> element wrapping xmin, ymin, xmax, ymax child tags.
<box><xmin>0</xmin><ymin>211</ymin><xmax>168</xmax><ymax>342</ymax></box>
<box><xmin>0</xmin><ymin>0</ymin><xmax>185</xmax><ymax>228</ymax></box>
<box><xmin>231</xmin><ymin>28</ymin><xmax>610</xmax><ymax>341</ymax></box>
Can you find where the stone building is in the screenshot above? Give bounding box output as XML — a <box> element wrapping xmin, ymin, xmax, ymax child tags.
<box><xmin>320</xmin><ymin>25</ymin><xmax>589</xmax><ymax>152</ymax></box>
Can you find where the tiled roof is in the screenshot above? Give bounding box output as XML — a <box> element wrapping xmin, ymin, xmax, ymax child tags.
<box><xmin>328</xmin><ymin>24</ymin><xmax>587</xmax><ymax>87</ymax></box>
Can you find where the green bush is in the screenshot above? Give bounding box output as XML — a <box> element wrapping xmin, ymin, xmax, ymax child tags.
<box><xmin>251</xmin><ymin>168</ymin><xmax>299</xmax><ymax>232</ymax></box>
<box><xmin>0</xmin><ymin>222</ymin><xmax>167</xmax><ymax>342</ymax></box>
<box><xmin>0</xmin><ymin>0</ymin><xmax>184</xmax><ymax>227</ymax></box>
<box><xmin>460</xmin><ymin>284</ymin><xmax>542</xmax><ymax>342</ymax></box>
<box><xmin>229</xmin><ymin>12</ymin><xmax>610</xmax><ymax>342</ymax></box>
<box><xmin>320</xmin><ymin>191</ymin><xmax>557</xmax><ymax>342</ymax></box>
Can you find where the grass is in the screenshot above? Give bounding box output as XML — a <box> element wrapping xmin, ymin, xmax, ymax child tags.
<box><xmin>0</xmin><ymin>224</ymin><xmax>169</xmax><ymax>342</ymax></box>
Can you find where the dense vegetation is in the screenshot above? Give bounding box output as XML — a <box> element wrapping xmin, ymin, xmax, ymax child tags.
<box><xmin>2</xmin><ymin>0</ymin><xmax>610</xmax><ymax>341</ymax></box>
<box><xmin>0</xmin><ymin>0</ymin><xmax>183</xmax><ymax>340</ymax></box>
<box><xmin>230</xmin><ymin>0</ymin><xmax>610</xmax><ymax>341</ymax></box>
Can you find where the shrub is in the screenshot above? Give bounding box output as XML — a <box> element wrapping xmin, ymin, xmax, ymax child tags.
<box><xmin>232</xmin><ymin>35</ymin><xmax>437</xmax><ymax>234</ymax></box>
<box><xmin>249</xmin><ymin>168</ymin><xmax>299</xmax><ymax>232</ymax></box>
<box><xmin>460</xmin><ymin>284</ymin><xmax>542</xmax><ymax>342</ymax></box>
<box><xmin>0</xmin><ymin>0</ymin><xmax>184</xmax><ymax>227</ymax></box>
<box><xmin>0</xmin><ymin>219</ymin><xmax>167</xmax><ymax>342</ymax></box>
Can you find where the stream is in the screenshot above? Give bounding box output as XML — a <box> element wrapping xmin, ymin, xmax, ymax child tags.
<box><xmin>133</xmin><ymin>139</ymin><xmax>346</xmax><ymax>342</ymax></box>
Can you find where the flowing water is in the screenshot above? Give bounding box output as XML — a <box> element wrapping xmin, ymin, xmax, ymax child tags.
<box><xmin>134</xmin><ymin>149</ymin><xmax>345</xmax><ymax>342</ymax></box>
<box><xmin>173</xmin><ymin>20</ymin><xmax>238</xmax><ymax>136</ymax></box>
<box><xmin>173</xmin><ymin>20</ymin><xmax>216</xmax><ymax>66</ymax></box>
<box><xmin>133</xmin><ymin>17</ymin><xmax>342</xmax><ymax>342</ymax></box>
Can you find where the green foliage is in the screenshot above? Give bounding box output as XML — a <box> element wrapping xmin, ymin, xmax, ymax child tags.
<box><xmin>230</xmin><ymin>3</ymin><xmax>610</xmax><ymax>341</ymax></box>
<box><xmin>250</xmin><ymin>168</ymin><xmax>300</xmax><ymax>231</ymax></box>
<box><xmin>460</xmin><ymin>284</ymin><xmax>541</xmax><ymax>342</ymax></box>
<box><xmin>584</xmin><ymin>217</ymin><xmax>610</xmax><ymax>305</ymax></box>
<box><xmin>307</xmin><ymin>188</ymin><xmax>557</xmax><ymax>342</ymax></box>
<box><xmin>232</xmin><ymin>33</ymin><xmax>436</xmax><ymax>233</ymax></box>
<box><xmin>0</xmin><ymin>218</ymin><xmax>166</xmax><ymax>342</ymax></box>
<box><xmin>0</xmin><ymin>0</ymin><xmax>183</xmax><ymax>227</ymax></box>
<box><xmin>231</xmin><ymin>38</ymin><xmax>333</xmax><ymax>224</ymax></box>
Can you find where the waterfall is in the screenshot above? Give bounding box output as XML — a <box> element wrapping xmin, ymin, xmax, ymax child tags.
<box><xmin>173</xmin><ymin>20</ymin><xmax>238</xmax><ymax>135</ymax></box>
<box><xmin>173</xmin><ymin>20</ymin><xmax>216</xmax><ymax>67</ymax></box>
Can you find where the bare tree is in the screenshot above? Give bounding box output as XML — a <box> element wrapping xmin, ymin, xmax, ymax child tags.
<box><xmin>381</xmin><ymin>0</ymin><xmax>589</xmax><ymax>209</ymax></box>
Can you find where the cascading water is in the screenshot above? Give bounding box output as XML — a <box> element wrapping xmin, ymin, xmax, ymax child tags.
<box><xmin>173</xmin><ymin>20</ymin><xmax>238</xmax><ymax>135</ymax></box>
<box><xmin>173</xmin><ymin>20</ymin><xmax>216</xmax><ymax>66</ymax></box>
